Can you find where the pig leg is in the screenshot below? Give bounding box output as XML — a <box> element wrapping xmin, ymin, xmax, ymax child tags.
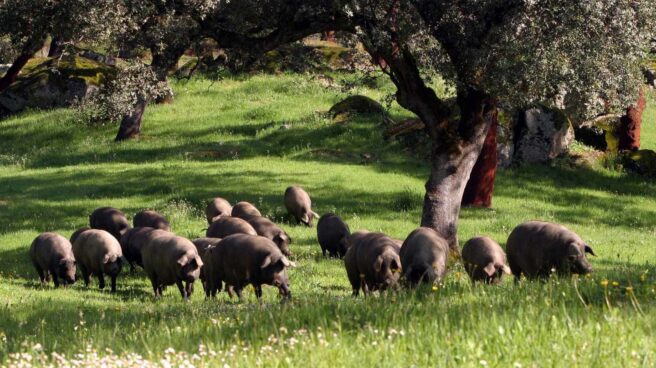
<box><xmin>235</xmin><ymin>287</ymin><xmax>243</xmax><ymax>301</ymax></box>
<box><xmin>185</xmin><ymin>281</ymin><xmax>194</xmax><ymax>297</ymax></box>
<box><xmin>80</xmin><ymin>266</ymin><xmax>90</xmax><ymax>288</ymax></box>
<box><xmin>34</xmin><ymin>263</ymin><xmax>46</xmax><ymax>285</ymax></box>
<box><xmin>50</xmin><ymin>268</ymin><xmax>60</xmax><ymax>288</ymax></box>
<box><xmin>176</xmin><ymin>280</ymin><xmax>188</xmax><ymax>300</ymax></box>
<box><xmin>254</xmin><ymin>284</ymin><xmax>263</xmax><ymax>299</ymax></box>
<box><xmin>98</xmin><ymin>273</ymin><xmax>106</xmax><ymax>290</ymax></box>
<box><xmin>110</xmin><ymin>275</ymin><xmax>117</xmax><ymax>293</ymax></box>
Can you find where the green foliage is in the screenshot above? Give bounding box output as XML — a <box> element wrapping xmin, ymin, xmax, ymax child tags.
<box><xmin>1</xmin><ymin>75</ymin><xmax>656</xmax><ymax>365</ymax></box>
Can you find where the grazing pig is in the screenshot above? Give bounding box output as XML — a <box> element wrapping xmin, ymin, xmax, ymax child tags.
<box><xmin>284</xmin><ymin>186</ymin><xmax>319</xmax><ymax>226</ymax></box>
<box><xmin>29</xmin><ymin>232</ymin><xmax>76</xmax><ymax>287</ymax></box>
<box><xmin>70</xmin><ymin>227</ymin><xmax>91</xmax><ymax>244</ymax></box>
<box><xmin>248</xmin><ymin>216</ymin><xmax>291</xmax><ymax>256</ymax></box>
<box><xmin>506</xmin><ymin>221</ymin><xmax>596</xmax><ymax>280</ymax></box>
<box><xmin>206</xmin><ymin>216</ymin><xmax>257</xmax><ymax>238</ymax></box>
<box><xmin>204</xmin><ymin>234</ymin><xmax>294</xmax><ymax>300</ymax></box>
<box><xmin>72</xmin><ymin>229</ymin><xmax>123</xmax><ymax>292</ymax></box>
<box><xmin>205</xmin><ymin>197</ymin><xmax>232</xmax><ymax>224</ymax></box>
<box><xmin>462</xmin><ymin>236</ymin><xmax>510</xmax><ymax>284</ymax></box>
<box><xmin>231</xmin><ymin>202</ymin><xmax>262</xmax><ymax>221</ymax></box>
<box><xmin>141</xmin><ymin>233</ymin><xmax>203</xmax><ymax>300</ymax></box>
<box><xmin>119</xmin><ymin>227</ymin><xmax>161</xmax><ymax>271</ymax></box>
<box><xmin>400</xmin><ymin>228</ymin><xmax>449</xmax><ymax>286</ymax></box>
<box><xmin>192</xmin><ymin>237</ymin><xmax>222</xmax><ymax>293</ymax></box>
<box><xmin>89</xmin><ymin>207</ymin><xmax>130</xmax><ymax>241</ymax></box>
<box><xmin>317</xmin><ymin>213</ymin><xmax>350</xmax><ymax>258</ymax></box>
<box><xmin>344</xmin><ymin>231</ymin><xmax>401</xmax><ymax>296</ymax></box>
<box><xmin>133</xmin><ymin>210</ymin><xmax>171</xmax><ymax>231</ymax></box>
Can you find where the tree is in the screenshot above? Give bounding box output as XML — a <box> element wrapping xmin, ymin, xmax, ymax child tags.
<box><xmin>352</xmin><ymin>0</ymin><xmax>655</xmax><ymax>252</ymax></box>
<box><xmin>112</xmin><ymin>0</ymin><xmax>354</xmax><ymax>141</ymax></box>
<box><xmin>0</xmin><ymin>0</ymin><xmax>122</xmax><ymax>93</ymax></box>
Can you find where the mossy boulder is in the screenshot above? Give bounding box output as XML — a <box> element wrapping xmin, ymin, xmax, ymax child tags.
<box><xmin>329</xmin><ymin>95</ymin><xmax>388</xmax><ymax>120</ymax></box>
<box><xmin>623</xmin><ymin>149</ymin><xmax>656</xmax><ymax>178</ymax></box>
<box><xmin>514</xmin><ymin>107</ymin><xmax>574</xmax><ymax>164</ymax></box>
<box><xmin>0</xmin><ymin>56</ymin><xmax>115</xmax><ymax>115</ymax></box>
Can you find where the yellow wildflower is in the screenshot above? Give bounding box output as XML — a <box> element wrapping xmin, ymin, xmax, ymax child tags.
<box><xmin>600</xmin><ymin>280</ymin><xmax>609</xmax><ymax>287</ymax></box>
<box><xmin>612</xmin><ymin>281</ymin><xmax>619</xmax><ymax>287</ymax></box>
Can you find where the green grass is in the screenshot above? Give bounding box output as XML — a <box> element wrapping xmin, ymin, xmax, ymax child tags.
<box><xmin>1</xmin><ymin>74</ymin><xmax>656</xmax><ymax>366</ymax></box>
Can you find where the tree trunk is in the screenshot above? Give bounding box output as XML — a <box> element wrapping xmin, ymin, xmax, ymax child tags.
<box><xmin>420</xmin><ymin>90</ymin><xmax>493</xmax><ymax>255</ymax></box>
<box><xmin>618</xmin><ymin>89</ymin><xmax>646</xmax><ymax>151</ymax></box>
<box><xmin>462</xmin><ymin>105</ymin><xmax>498</xmax><ymax>208</ymax></box>
<box><xmin>0</xmin><ymin>53</ymin><xmax>32</xmax><ymax>93</ymax></box>
<box><xmin>115</xmin><ymin>98</ymin><xmax>148</xmax><ymax>141</ymax></box>
<box><xmin>152</xmin><ymin>53</ymin><xmax>180</xmax><ymax>105</ymax></box>
<box><xmin>48</xmin><ymin>38</ymin><xmax>63</xmax><ymax>58</ymax></box>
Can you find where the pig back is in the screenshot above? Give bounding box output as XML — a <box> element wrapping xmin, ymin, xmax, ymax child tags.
<box><xmin>142</xmin><ymin>233</ymin><xmax>199</xmax><ymax>285</ymax></box>
<box><xmin>212</xmin><ymin>234</ymin><xmax>280</xmax><ymax>286</ymax></box>
<box><xmin>30</xmin><ymin>232</ymin><xmax>75</xmax><ymax>268</ymax></box>
<box><xmin>206</xmin><ymin>216</ymin><xmax>257</xmax><ymax>238</ymax></box>
<box><xmin>400</xmin><ymin>228</ymin><xmax>448</xmax><ymax>276</ymax></box>
<box><xmin>73</xmin><ymin>229</ymin><xmax>123</xmax><ymax>273</ymax></box>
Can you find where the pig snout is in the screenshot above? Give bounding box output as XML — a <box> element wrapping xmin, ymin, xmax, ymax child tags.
<box><xmin>277</xmin><ymin>283</ymin><xmax>291</xmax><ymax>299</ymax></box>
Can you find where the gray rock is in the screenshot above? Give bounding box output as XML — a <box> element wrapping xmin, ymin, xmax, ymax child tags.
<box><xmin>514</xmin><ymin>107</ymin><xmax>574</xmax><ymax>164</ymax></box>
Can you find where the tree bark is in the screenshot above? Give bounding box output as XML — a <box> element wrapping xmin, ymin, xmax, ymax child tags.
<box><xmin>0</xmin><ymin>53</ymin><xmax>32</xmax><ymax>93</ymax></box>
<box><xmin>420</xmin><ymin>89</ymin><xmax>493</xmax><ymax>254</ymax></box>
<box><xmin>48</xmin><ymin>38</ymin><xmax>63</xmax><ymax>58</ymax></box>
<box><xmin>462</xmin><ymin>105</ymin><xmax>498</xmax><ymax>208</ymax></box>
<box><xmin>115</xmin><ymin>98</ymin><xmax>148</xmax><ymax>141</ymax></box>
<box><xmin>618</xmin><ymin>89</ymin><xmax>646</xmax><ymax>151</ymax></box>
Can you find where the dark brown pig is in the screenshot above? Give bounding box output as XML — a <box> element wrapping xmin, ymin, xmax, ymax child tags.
<box><xmin>133</xmin><ymin>210</ymin><xmax>171</xmax><ymax>231</ymax></box>
<box><xmin>462</xmin><ymin>236</ymin><xmax>510</xmax><ymax>284</ymax></box>
<box><xmin>206</xmin><ymin>216</ymin><xmax>257</xmax><ymax>238</ymax></box>
<box><xmin>506</xmin><ymin>221</ymin><xmax>596</xmax><ymax>280</ymax></box>
<box><xmin>231</xmin><ymin>202</ymin><xmax>262</xmax><ymax>221</ymax></box>
<box><xmin>141</xmin><ymin>233</ymin><xmax>203</xmax><ymax>300</ymax></box>
<box><xmin>29</xmin><ymin>232</ymin><xmax>76</xmax><ymax>287</ymax></box>
<box><xmin>89</xmin><ymin>207</ymin><xmax>130</xmax><ymax>241</ymax></box>
<box><xmin>205</xmin><ymin>197</ymin><xmax>232</xmax><ymax>224</ymax></box>
<box><xmin>400</xmin><ymin>227</ymin><xmax>448</xmax><ymax>286</ymax></box>
<box><xmin>72</xmin><ymin>229</ymin><xmax>123</xmax><ymax>292</ymax></box>
<box><xmin>317</xmin><ymin>213</ymin><xmax>350</xmax><ymax>258</ymax></box>
<box><xmin>248</xmin><ymin>216</ymin><xmax>291</xmax><ymax>256</ymax></box>
<box><xmin>191</xmin><ymin>237</ymin><xmax>222</xmax><ymax>293</ymax></box>
<box><xmin>344</xmin><ymin>231</ymin><xmax>401</xmax><ymax>296</ymax></box>
<box><xmin>119</xmin><ymin>227</ymin><xmax>160</xmax><ymax>271</ymax></box>
<box><xmin>284</xmin><ymin>186</ymin><xmax>319</xmax><ymax>226</ymax></box>
<box><xmin>204</xmin><ymin>234</ymin><xmax>294</xmax><ymax>300</ymax></box>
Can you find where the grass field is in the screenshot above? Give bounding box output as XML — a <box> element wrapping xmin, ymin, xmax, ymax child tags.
<box><xmin>1</xmin><ymin>74</ymin><xmax>656</xmax><ymax>367</ymax></box>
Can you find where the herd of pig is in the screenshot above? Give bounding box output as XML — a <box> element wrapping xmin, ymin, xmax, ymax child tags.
<box><xmin>28</xmin><ymin>185</ymin><xmax>597</xmax><ymax>300</ymax></box>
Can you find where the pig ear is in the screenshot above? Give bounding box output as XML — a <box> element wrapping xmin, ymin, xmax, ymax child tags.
<box><xmin>483</xmin><ymin>263</ymin><xmax>497</xmax><ymax>277</ymax></box>
<box><xmin>567</xmin><ymin>243</ymin><xmax>580</xmax><ymax>256</ymax></box>
<box><xmin>301</xmin><ymin>214</ymin><xmax>310</xmax><ymax>224</ymax></box>
<box><xmin>311</xmin><ymin>211</ymin><xmax>319</xmax><ymax>220</ymax></box>
<box><xmin>501</xmin><ymin>264</ymin><xmax>511</xmax><ymax>275</ymax></box>
<box><xmin>584</xmin><ymin>245</ymin><xmax>596</xmax><ymax>256</ymax></box>
<box><xmin>261</xmin><ymin>255</ymin><xmax>272</xmax><ymax>269</ymax></box>
<box><xmin>195</xmin><ymin>256</ymin><xmax>203</xmax><ymax>268</ymax></box>
<box><xmin>177</xmin><ymin>255</ymin><xmax>188</xmax><ymax>267</ymax></box>
<box><xmin>102</xmin><ymin>254</ymin><xmax>111</xmax><ymax>264</ymax></box>
<box><xmin>280</xmin><ymin>257</ymin><xmax>296</xmax><ymax>268</ymax></box>
<box><xmin>373</xmin><ymin>256</ymin><xmax>383</xmax><ymax>273</ymax></box>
